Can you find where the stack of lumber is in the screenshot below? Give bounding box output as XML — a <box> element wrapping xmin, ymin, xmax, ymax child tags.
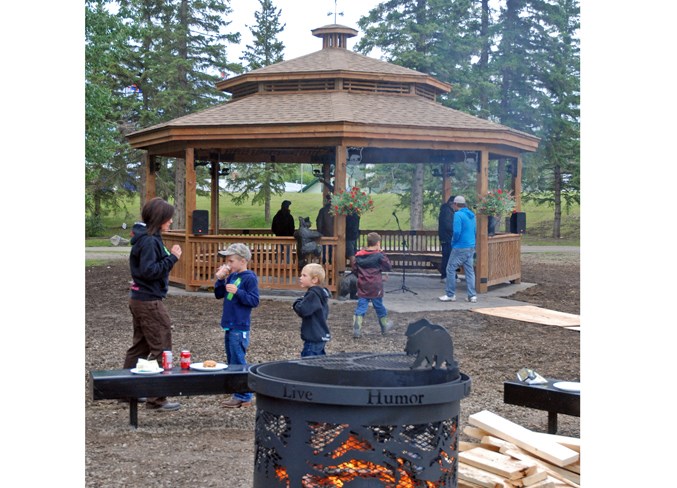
<box><xmin>458</xmin><ymin>410</ymin><xmax>580</xmax><ymax>488</ymax></box>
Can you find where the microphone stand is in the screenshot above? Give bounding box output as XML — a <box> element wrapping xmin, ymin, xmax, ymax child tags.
<box><xmin>387</xmin><ymin>212</ymin><xmax>417</xmax><ymax>295</ymax></box>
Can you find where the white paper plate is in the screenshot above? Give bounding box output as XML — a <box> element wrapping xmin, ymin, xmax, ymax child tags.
<box><xmin>190</xmin><ymin>362</ymin><xmax>228</xmax><ymax>371</ymax></box>
<box><xmin>553</xmin><ymin>381</ymin><xmax>580</xmax><ymax>392</ymax></box>
<box><xmin>130</xmin><ymin>368</ymin><xmax>164</xmax><ymax>375</ymax></box>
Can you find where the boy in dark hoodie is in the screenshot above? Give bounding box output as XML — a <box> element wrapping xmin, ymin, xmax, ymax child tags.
<box><xmin>214</xmin><ymin>243</ymin><xmax>260</xmax><ymax>407</ymax></box>
<box><xmin>352</xmin><ymin>232</ymin><xmax>395</xmax><ymax>338</ymax></box>
<box><xmin>292</xmin><ymin>263</ymin><xmax>332</xmax><ymax>357</ymax></box>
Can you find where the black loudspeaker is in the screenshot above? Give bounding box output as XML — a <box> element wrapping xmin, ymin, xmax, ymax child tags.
<box><xmin>510</xmin><ymin>212</ymin><xmax>526</xmax><ymax>234</ymax></box>
<box><xmin>192</xmin><ymin>210</ymin><xmax>209</xmax><ymax>235</ymax></box>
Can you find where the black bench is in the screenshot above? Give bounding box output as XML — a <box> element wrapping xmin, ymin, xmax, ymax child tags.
<box><xmin>503</xmin><ymin>379</ymin><xmax>580</xmax><ymax>434</ymax></box>
<box><xmin>90</xmin><ymin>366</ymin><xmax>250</xmax><ymax>428</ymax></box>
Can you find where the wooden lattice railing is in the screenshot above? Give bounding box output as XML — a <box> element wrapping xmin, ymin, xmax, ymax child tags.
<box><xmin>162</xmin><ymin>228</ymin><xmax>520</xmax><ymax>293</ymax></box>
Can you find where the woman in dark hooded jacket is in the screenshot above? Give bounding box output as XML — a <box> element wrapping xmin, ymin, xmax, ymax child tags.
<box><xmin>123</xmin><ymin>197</ymin><xmax>183</xmax><ymax>411</ymax></box>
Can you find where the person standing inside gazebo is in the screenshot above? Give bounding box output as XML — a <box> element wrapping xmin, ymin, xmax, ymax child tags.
<box><xmin>316</xmin><ymin>194</ymin><xmax>335</xmax><ymax>264</ymax></box>
<box><xmin>439</xmin><ymin>196</ymin><xmax>477</xmax><ymax>303</ymax></box>
<box><xmin>437</xmin><ymin>195</ymin><xmax>456</xmax><ymax>283</ymax></box>
<box><xmin>272</xmin><ymin>200</ymin><xmax>295</xmax><ymax>236</ymax></box>
<box><xmin>272</xmin><ymin>200</ymin><xmax>295</xmax><ymax>264</ymax></box>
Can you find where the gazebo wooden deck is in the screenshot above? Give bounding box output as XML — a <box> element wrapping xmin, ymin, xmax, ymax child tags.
<box><xmin>126</xmin><ymin>24</ymin><xmax>539</xmax><ymax>295</ymax></box>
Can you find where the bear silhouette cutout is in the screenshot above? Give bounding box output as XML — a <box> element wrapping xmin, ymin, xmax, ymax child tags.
<box><xmin>404</xmin><ymin>318</ymin><xmax>456</xmax><ymax>369</ymax></box>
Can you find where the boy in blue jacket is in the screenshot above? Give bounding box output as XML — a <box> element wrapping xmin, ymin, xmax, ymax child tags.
<box><xmin>214</xmin><ymin>243</ymin><xmax>259</xmax><ymax>407</ymax></box>
<box><xmin>293</xmin><ymin>263</ymin><xmax>332</xmax><ymax>357</ymax></box>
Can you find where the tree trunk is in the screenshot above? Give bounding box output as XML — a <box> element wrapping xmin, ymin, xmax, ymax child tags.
<box><xmin>497</xmin><ymin>159</ymin><xmax>506</xmax><ymax>232</ymax></box>
<box><xmin>264</xmin><ymin>164</ymin><xmax>272</xmax><ymax>224</ymax></box>
<box><xmin>478</xmin><ymin>0</ymin><xmax>490</xmax><ymax>117</ymax></box>
<box><xmin>410</xmin><ymin>163</ymin><xmax>425</xmax><ymax>230</ymax></box>
<box><xmin>553</xmin><ymin>164</ymin><xmax>562</xmax><ymax>238</ymax></box>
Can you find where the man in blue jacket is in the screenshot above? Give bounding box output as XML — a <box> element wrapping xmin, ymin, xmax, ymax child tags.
<box><xmin>439</xmin><ymin>196</ymin><xmax>477</xmax><ymax>303</ymax></box>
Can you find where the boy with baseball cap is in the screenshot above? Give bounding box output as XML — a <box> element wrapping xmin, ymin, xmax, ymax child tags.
<box><xmin>215</xmin><ymin>243</ymin><xmax>259</xmax><ymax>407</ymax></box>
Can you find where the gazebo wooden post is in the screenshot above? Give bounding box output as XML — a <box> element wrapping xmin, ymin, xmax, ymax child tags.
<box><xmin>476</xmin><ymin>149</ymin><xmax>489</xmax><ymax>294</ymax></box>
<box><xmin>334</xmin><ymin>146</ymin><xmax>347</xmax><ymax>278</ymax></box>
<box><xmin>145</xmin><ymin>153</ymin><xmax>157</xmax><ymax>203</ymax></box>
<box><xmin>210</xmin><ymin>160</ymin><xmax>220</xmax><ymax>234</ymax></box>
<box><xmin>184</xmin><ymin>147</ymin><xmax>197</xmax><ymax>290</ymax></box>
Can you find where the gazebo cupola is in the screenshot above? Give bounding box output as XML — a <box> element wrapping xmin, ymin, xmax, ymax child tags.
<box><xmin>311</xmin><ymin>24</ymin><xmax>357</xmax><ymax>49</ymax></box>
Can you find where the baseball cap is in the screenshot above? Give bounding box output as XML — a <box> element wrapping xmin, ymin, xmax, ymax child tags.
<box><xmin>282</xmin><ymin>200</ymin><xmax>292</xmax><ymax>208</ymax></box>
<box><xmin>453</xmin><ymin>196</ymin><xmax>466</xmax><ymax>204</ymax></box>
<box><xmin>218</xmin><ymin>243</ymin><xmax>252</xmax><ymax>261</ymax></box>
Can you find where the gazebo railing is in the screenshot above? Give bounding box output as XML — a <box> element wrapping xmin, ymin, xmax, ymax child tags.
<box><xmin>162</xmin><ymin>228</ymin><xmax>520</xmax><ymax>293</ymax></box>
<box><xmin>163</xmin><ymin>231</ymin><xmax>337</xmax><ymax>292</ymax></box>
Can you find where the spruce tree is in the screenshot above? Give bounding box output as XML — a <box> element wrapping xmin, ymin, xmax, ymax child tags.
<box><xmin>240</xmin><ymin>0</ymin><xmax>285</xmax><ymax>71</ymax></box>
<box><xmin>230</xmin><ymin>0</ymin><xmax>293</xmax><ymax>224</ymax></box>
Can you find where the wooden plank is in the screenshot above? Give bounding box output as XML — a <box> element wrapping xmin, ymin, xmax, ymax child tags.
<box><xmin>458</xmin><ymin>463</ymin><xmax>507</xmax><ymax>488</ymax></box>
<box><xmin>523</xmin><ymin>478</ymin><xmax>556</xmax><ymax>488</ymax></box>
<box><xmin>506</xmin><ymin>469</ymin><xmax>548</xmax><ymax>487</ymax></box>
<box><xmin>464</xmin><ymin>425</ymin><xmax>492</xmax><ymax>440</ymax></box>
<box><xmin>460</xmin><ymin>441</ymin><xmax>484</xmax><ymax>452</ymax></box>
<box><xmin>500</xmin><ymin>448</ymin><xmax>580</xmax><ymax>486</ymax></box>
<box><xmin>472</xmin><ymin>305</ymin><xmax>580</xmax><ymax>327</ymax></box>
<box><xmin>533</xmin><ymin>433</ymin><xmax>581</xmax><ymax>452</ymax></box>
<box><xmin>468</xmin><ymin>410</ymin><xmax>579</xmax><ymax>467</ymax></box>
<box><xmin>460</xmin><ymin>447</ymin><xmax>536</xmax><ymax>480</ymax></box>
<box><xmin>459</xmin><ymin>479</ymin><xmax>487</xmax><ymax>488</ymax></box>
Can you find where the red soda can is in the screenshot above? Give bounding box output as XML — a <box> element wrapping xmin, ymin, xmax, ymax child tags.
<box><xmin>162</xmin><ymin>350</ymin><xmax>173</xmax><ymax>370</ymax></box>
<box><xmin>180</xmin><ymin>350</ymin><xmax>191</xmax><ymax>369</ymax></box>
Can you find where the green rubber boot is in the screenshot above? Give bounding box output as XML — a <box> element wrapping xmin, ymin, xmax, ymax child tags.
<box><xmin>379</xmin><ymin>316</ymin><xmax>394</xmax><ymax>335</ymax></box>
<box><xmin>353</xmin><ymin>315</ymin><xmax>364</xmax><ymax>338</ymax></box>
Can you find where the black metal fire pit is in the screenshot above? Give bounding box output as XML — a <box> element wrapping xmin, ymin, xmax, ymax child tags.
<box><xmin>248</xmin><ymin>319</ymin><xmax>471</xmax><ymax>488</ymax></box>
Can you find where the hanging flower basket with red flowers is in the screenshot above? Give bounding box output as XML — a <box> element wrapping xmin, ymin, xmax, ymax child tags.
<box><xmin>329</xmin><ymin>187</ymin><xmax>375</xmax><ymax>216</ymax></box>
<box><xmin>475</xmin><ymin>189</ymin><xmax>516</xmax><ymax>217</ymax></box>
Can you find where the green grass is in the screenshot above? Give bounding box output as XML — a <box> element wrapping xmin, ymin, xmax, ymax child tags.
<box><xmin>86</xmin><ymin>193</ymin><xmax>579</xmax><ymax>246</ymax></box>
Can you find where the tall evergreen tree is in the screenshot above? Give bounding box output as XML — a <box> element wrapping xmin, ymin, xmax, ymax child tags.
<box><xmin>230</xmin><ymin>0</ymin><xmax>292</xmax><ymax>224</ymax></box>
<box><xmin>114</xmin><ymin>0</ymin><xmax>241</xmax><ymax>225</ymax></box>
<box><xmin>356</xmin><ymin>0</ymin><xmax>481</xmax><ymax>227</ymax></box>
<box><xmin>85</xmin><ymin>0</ymin><xmax>140</xmax><ymax>232</ymax></box>
<box><xmin>240</xmin><ymin>0</ymin><xmax>285</xmax><ymax>70</ymax></box>
<box><xmin>520</xmin><ymin>0</ymin><xmax>580</xmax><ymax>237</ymax></box>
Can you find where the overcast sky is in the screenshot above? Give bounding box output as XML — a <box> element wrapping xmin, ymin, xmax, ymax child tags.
<box><xmin>227</xmin><ymin>0</ymin><xmax>383</xmax><ymax>61</ymax></box>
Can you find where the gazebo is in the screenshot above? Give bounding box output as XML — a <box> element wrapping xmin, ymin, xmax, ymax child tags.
<box><xmin>126</xmin><ymin>24</ymin><xmax>539</xmax><ymax>294</ymax></box>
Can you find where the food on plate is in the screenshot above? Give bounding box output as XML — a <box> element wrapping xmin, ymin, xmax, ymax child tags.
<box><xmin>136</xmin><ymin>358</ymin><xmax>160</xmax><ymax>372</ymax></box>
<box><xmin>202</xmin><ymin>360</ymin><xmax>218</xmax><ymax>368</ymax></box>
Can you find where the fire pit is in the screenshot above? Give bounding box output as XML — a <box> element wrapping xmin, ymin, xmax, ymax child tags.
<box><xmin>248</xmin><ymin>319</ymin><xmax>471</xmax><ymax>488</ymax></box>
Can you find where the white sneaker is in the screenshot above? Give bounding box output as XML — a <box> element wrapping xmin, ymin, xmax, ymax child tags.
<box><xmin>467</xmin><ymin>296</ymin><xmax>477</xmax><ymax>303</ymax></box>
<box><xmin>439</xmin><ymin>295</ymin><xmax>456</xmax><ymax>302</ymax></box>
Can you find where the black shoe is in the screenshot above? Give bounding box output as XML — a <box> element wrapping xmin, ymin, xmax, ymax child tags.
<box><xmin>146</xmin><ymin>401</ymin><xmax>180</xmax><ymax>411</ymax></box>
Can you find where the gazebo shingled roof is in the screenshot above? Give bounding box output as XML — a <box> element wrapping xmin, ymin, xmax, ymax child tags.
<box><xmin>127</xmin><ymin>24</ymin><xmax>539</xmax><ymax>294</ymax></box>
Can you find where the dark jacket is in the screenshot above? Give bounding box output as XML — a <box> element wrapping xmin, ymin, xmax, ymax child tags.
<box><xmin>293</xmin><ymin>285</ymin><xmax>332</xmax><ymax>343</ymax></box>
<box><xmin>354</xmin><ymin>248</ymin><xmax>392</xmax><ymax>299</ymax></box>
<box><xmin>215</xmin><ymin>269</ymin><xmax>260</xmax><ymax>331</ymax></box>
<box><xmin>316</xmin><ymin>204</ymin><xmax>334</xmax><ymax>236</ymax></box>
<box><xmin>272</xmin><ymin>209</ymin><xmax>295</xmax><ymax>236</ymax></box>
<box><xmin>438</xmin><ymin>202</ymin><xmax>454</xmax><ymax>244</ymax></box>
<box><xmin>128</xmin><ymin>222</ymin><xmax>178</xmax><ymax>301</ymax></box>
<box><xmin>346</xmin><ymin>213</ymin><xmax>360</xmax><ymax>241</ymax></box>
